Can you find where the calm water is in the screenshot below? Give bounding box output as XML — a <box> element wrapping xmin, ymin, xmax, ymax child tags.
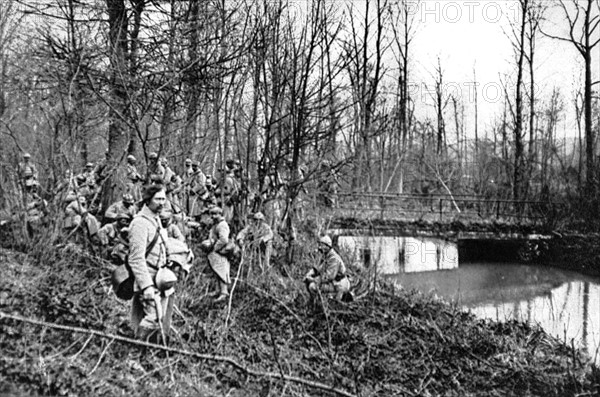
<box><xmin>338</xmin><ymin>236</ymin><xmax>600</xmax><ymax>363</ymax></box>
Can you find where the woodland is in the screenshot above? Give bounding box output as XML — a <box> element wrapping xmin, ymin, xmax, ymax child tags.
<box><xmin>0</xmin><ymin>0</ymin><xmax>598</xmax><ymax>225</ymax></box>
<box><xmin>1</xmin><ymin>1</ymin><xmax>600</xmax><ymax>396</ymax></box>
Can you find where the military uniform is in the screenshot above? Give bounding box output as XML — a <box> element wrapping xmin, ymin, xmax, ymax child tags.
<box><xmin>104</xmin><ymin>198</ymin><xmax>137</xmax><ymax>223</ymax></box>
<box><xmin>306</xmin><ymin>243</ymin><xmax>350</xmax><ymax>301</ymax></box>
<box><xmin>125</xmin><ymin>158</ymin><xmax>143</xmax><ymax>201</ymax></box>
<box><xmin>128</xmin><ymin>205</ymin><xmax>173</xmax><ymax>339</ymax></box>
<box><xmin>236</xmin><ymin>213</ymin><xmax>273</xmax><ymax>271</ymax></box>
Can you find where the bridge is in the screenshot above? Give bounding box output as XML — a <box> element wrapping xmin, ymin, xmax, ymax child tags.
<box><xmin>303</xmin><ymin>191</ymin><xmax>557</xmax><ymax>241</ymax></box>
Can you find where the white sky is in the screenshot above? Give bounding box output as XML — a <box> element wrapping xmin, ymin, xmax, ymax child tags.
<box><xmin>405</xmin><ymin>0</ymin><xmax>599</xmax><ymax>140</ymax></box>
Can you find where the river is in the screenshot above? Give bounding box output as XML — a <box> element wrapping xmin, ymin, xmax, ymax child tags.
<box><xmin>338</xmin><ymin>235</ymin><xmax>600</xmax><ymax>363</ymax></box>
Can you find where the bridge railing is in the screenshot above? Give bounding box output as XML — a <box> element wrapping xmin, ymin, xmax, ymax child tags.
<box><xmin>302</xmin><ymin>191</ymin><xmax>556</xmax><ymax>223</ymax></box>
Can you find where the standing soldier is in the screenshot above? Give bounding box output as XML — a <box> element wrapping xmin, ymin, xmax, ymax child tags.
<box><xmin>18</xmin><ymin>153</ymin><xmax>38</xmax><ymax>194</ymax></box>
<box><xmin>188</xmin><ymin>161</ymin><xmax>208</xmax><ymax>219</ymax></box>
<box><xmin>125</xmin><ymin>155</ymin><xmax>143</xmax><ymax>201</ymax></box>
<box><xmin>76</xmin><ymin>163</ymin><xmax>99</xmax><ymax>203</ymax></box>
<box><xmin>183</xmin><ymin>158</ymin><xmax>193</xmax><ymax>180</ymax></box>
<box><xmin>214</xmin><ymin>167</ymin><xmax>238</xmax><ymax>224</ymax></box>
<box><xmin>203</xmin><ymin>207</ymin><xmax>231</xmax><ymax>302</ymax></box>
<box><xmin>146</xmin><ymin>152</ymin><xmax>165</xmax><ymax>184</ymax></box>
<box><xmin>161</xmin><ymin>157</ymin><xmax>175</xmax><ymax>186</ymax></box>
<box><xmin>236</xmin><ymin>212</ymin><xmax>274</xmax><ymax>273</ymax></box>
<box><xmin>94</xmin><ymin>151</ymin><xmax>111</xmax><ymax>186</ymax></box>
<box><xmin>128</xmin><ymin>184</ymin><xmax>175</xmax><ymax>340</ymax></box>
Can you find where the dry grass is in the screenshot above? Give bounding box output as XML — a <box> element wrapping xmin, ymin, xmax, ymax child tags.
<box><xmin>0</xmin><ymin>217</ymin><xmax>599</xmax><ymax>396</ymax></box>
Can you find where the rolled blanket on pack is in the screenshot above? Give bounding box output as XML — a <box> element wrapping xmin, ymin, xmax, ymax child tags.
<box><xmin>208</xmin><ymin>252</ymin><xmax>230</xmax><ymax>284</ymax></box>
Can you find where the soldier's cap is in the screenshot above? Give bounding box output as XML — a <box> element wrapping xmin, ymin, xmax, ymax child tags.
<box><xmin>253</xmin><ymin>212</ymin><xmax>265</xmax><ymax>221</ymax></box>
<box><xmin>127</xmin><ymin>154</ymin><xmax>136</xmax><ymax>162</ymax></box>
<box><xmin>122</xmin><ymin>193</ymin><xmax>134</xmax><ymax>204</ymax></box>
<box><xmin>116</xmin><ymin>212</ymin><xmax>132</xmax><ymax>220</ymax></box>
<box><xmin>159</xmin><ymin>209</ymin><xmax>173</xmax><ymax>220</ymax></box>
<box><xmin>85</xmin><ymin>162</ymin><xmax>94</xmax><ymax>168</ymax></box>
<box><xmin>160</xmin><ymin>157</ymin><xmax>168</xmax><ymax>164</ymax></box>
<box><xmin>192</xmin><ymin>161</ymin><xmax>200</xmax><ymax>167</ymax></box>
<box><xmin>185</xmin><ymin>158</ymin><xmax>192</xmax><ymax>164</ymax></box>
<box><xmin>78</xmin><ymin>196</ymin><xmax>87</xmax><ymax>203</ymax></box>
<box><xmin>319</xmin><ymin>235</ymin><xmax>332</xmax><ymax>247</ymax></box>
<box><xmin>23</xmin><ymin>153</ymin><xmax>31</xmax><ymax>158</ymax></box>
<box><xmin>148</xmin><ymin>152</ymin><xmax>158</xmax><ymax>159</ymax></box>
<box><xmin>208</xmin><ymin>206</ymin><xmax>223</xmax><ymax>215</ymax></box>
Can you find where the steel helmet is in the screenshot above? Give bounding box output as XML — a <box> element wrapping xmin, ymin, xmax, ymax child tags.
<box><xmin>127</xmin><ymin>154</ymin><xmax>136</xmax><ymax>162</ymax></box>
<box><xmin>155</xmin><ymin>267</ymin><xmax>178</xmax><ymax>291</ymax></box>
<box><xmin>23</xmin><ymin>153</ymin><xmax>31</xmax><ymax>158</ymax></box>
<box><xmin>209</xmin><ymin>206</ymin><xmax>223</xmax><ymax>215</ymax></box>
<box><xmin>319</xmin><ymin>235</ymin><xmax>332</xmax><ymax>248</ymax></box>
<box><xmin>253</xmin><ymin>212</ymin><xmax>265</xmax><ymax>221</ymax></box>
<box><xmin>148</xmin><ymin>152</ymin><xmax>158</xmax><ymax>160</ymax></box>
<box><xmin>122</xmin><ymin>193</ymin><xmax>134</xmax><ymax>204</ymax></box>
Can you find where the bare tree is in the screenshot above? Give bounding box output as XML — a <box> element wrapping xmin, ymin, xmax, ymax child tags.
<box><xmin>542</xmin><ymin>0</ymin><xmax>600</xmax><ymax>194</ymax></box>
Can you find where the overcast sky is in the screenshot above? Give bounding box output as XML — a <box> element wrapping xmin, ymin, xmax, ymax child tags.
<box><xmin>404</xmin><ymin>0</ymin><xmax>599</xmax><ymax>141</ymax></box>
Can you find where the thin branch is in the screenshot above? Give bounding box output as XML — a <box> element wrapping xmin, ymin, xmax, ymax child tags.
<box><xmin>0</xmin><ymin>311</ymin><xmax>357</xmax><ymax>397</ymax></box>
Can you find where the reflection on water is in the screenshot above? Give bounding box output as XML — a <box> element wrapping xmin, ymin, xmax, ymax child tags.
<box><xmin>338</xmin><ymin>236</ymin><xmax>458</xmax><ymax>274</ymax></box>
<box><xmin>338</xmin><ymin>235</ymin><xmax>600</xmax><ymax>363</ymax></box>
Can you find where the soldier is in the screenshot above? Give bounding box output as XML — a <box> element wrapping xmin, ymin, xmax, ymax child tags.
<box><xmin>76</xmin><ymin>163</ymin><xmax>99</xmax><ymax>202</ymax></box>
<box><xmin>104</xmin><ymin>193</ymin><xmax>137</xmax><ymax>223</ymax></box>
<box><xmin>125</xmin><ymin>155</ymin><xmax>143</xmax><ymax>201</ymax></box>
<box><xmin>128</xmin><ymin>184</ymin><xmax>174</xmax><ymax>340</ymax></box>
<box><xmin>54</xmin><ymin>169</ymin><xmax>78</xmax><ymax>203</ymax></box>
<box><xmin>203</xmin><ymin>206</ymin><xmax>232</xmax><ymax>302</ymax></box>
<box><xmin>188</xmin><ymin>161</ymin><xmax>209</xmax><ymax>219</ymax></box>
<box><xmin>161</xmin><ymin>157</ymin><xmax>175</xmax><ymax>187</ymax></box>
<box><xmin>18</xmin><ymin>153</ymin><xmax>38</xmax><ymax>193</ymax></box>
<box><xmin>146</xmin><ymin>152</ymin><xmax>165</xmax><ymax>184</ymax></box>
<box><xmin>183</xmin><ymin>158</ymin><xmax>193</xmax><ymax>180</ymax></box>
<box><xmin>63</xmin><ymin>195</ymin><xmax>100</xmax><ymax>243</ymax></box>
<box><xmin>94</xmin><ymin>151</ymin><xmax>110</xmax><ymax>186</ymax></box>
<box><xmin>159</xmin><ymin>209</ymin><xmax>185</xmax><ymax>242</ymax></box>
<box><xmin>96</xmin><ymin>212</ymin><xmax>132</xmax><ymax>256</ymax></box>
<box><xmin>214</xmin><ymin>167</ymin><xmax>238</xmax><ymax>224</ymax></box>
<box><xmin>260</xmin><ymin>165</ymin><xmax>284</xmax><ymax>230</ymax></box>
<box><xmin>236</xmin><ymin>212</ymin><xmax>273</xmax><ymax>272</ymax></box>
<box><xmin>304</xmin><ymin>235</ymin><xmax>351</xmax><ymax>302</ymax></box>
<box><xmin>166</xmin><ymin>173</ymin><xmax>184</xmax><ymax>210</ymax></box>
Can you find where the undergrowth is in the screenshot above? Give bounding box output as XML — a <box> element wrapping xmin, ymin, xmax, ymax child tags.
<box><xmin>0</xmin><ymin>224</ymin><xmax>599</xmax><ymax>397</ymax></box>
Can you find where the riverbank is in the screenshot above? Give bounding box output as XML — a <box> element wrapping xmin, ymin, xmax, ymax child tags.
<box><xmin>546</xmin><ymin>233</ymin><xmax>600</xmax><ymax>278</ymax></box>
<box><xmin>1</xmin><ymin>235</ymin><xmax>599</xmax><ymax>397</ymax></box>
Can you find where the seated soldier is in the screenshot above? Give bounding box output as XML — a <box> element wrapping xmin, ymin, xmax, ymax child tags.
<box><xmin>304</xmin><ymin>235</ymin><xmax>351</xmax><ymax>302</ymax></box>
<box><xmin>159</xmin><ymin>209</ymin><xmax>185</xmax><ymax>242</ymax></box>
<box><xmin>63</xmin><ymin>195</ymin><xmax>101</xmax><ymax>243</ymax></box>
<box><xmin>236</xmin><ymin>212</ymin><xmax>273</xmax><ymax>272</ymax></box>
<box><xmin>96</xmin><ymin>213</ymin><xmax>132</xmax><ymax>256</ymax></box>
<box><xmin>104</xmin><ymin>193</ymin><xmax>137</xmax><ymax>223</ymax></box>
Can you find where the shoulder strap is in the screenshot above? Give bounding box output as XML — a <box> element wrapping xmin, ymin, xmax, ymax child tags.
<box><xmin>145</xmin><ymin>225</ymin><xmax>161</xmax><ymax>257</ymax></box>
<box><xmin>136</xmin><ymin>214</ymin><xmax>162</xmax><ymax>258</ymax></box>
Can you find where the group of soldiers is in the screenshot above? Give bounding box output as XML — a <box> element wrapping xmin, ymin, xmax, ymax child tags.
<box><xmin>13</xmin><ymin>151</ymin><xmax>351</xmax><ymax>342</ymax></box>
